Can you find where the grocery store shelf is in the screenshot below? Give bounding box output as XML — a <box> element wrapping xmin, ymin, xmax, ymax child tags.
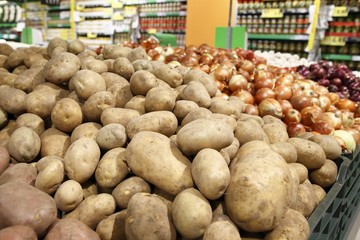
<box><xmin>47</xmin><ymin>23</ymin><xmax>71</xmax><ymax>28</ymax></box>
<box><xmin>47</xmin><ymin>5</ymin><xmax>70</xmax><ymax>11</ymax></box>
<box><xmin>322</xmin><ymin>54</ymin><xmax>360</xmax><ymax>62</ymax></box>
<box><xmin>238</xmin><ymin>8</ymin><xmax>308</xmax><ymax>15</ymax></box>
<box><xmin>76</xmin><ymin>1</ymin><xmax>111</xmax><ymax>8</ymax></box>
<box><xmin>248</xmin><ymin>33</ymin><xmax>308</xmax><ymax>41</ymax></box>
<box><xmin>123</xmin><ymin>0</ymin><xmax>186</xmax><ymax>5</ymax></box>
<box><xmin>0</xmin><ymin>23</ymin><xmax>17</xmax><ymax>28</ymax></box>
<box><xmin>140</xmin><ymin>11</ymin><xmax>186</xmax><ymax>17</ymax></box>
<box><xmin>0</xmin><ymin>33</ymin><xmax>18</xmax><ymax>40</ymax></box>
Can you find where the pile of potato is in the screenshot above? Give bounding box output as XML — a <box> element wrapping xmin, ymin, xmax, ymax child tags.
<box><xmin>0</xmin><ymin>37</ymin><xmax>345</xmax><ymax>240</ymax></box>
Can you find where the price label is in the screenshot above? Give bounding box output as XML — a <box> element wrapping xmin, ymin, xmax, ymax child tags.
<box><xmin>75</xmin><ymin>4</ymin><xmax>84</xmax><ymax>11</ymax></box>
<box><xmin>320</xmin><ymin>36</ymin><xmax>346</xmax><ymax>46</ymax></box>
<box><xmin>87</xmin><ymin>32</ymin><xmax>97</xmax><ymax>39</ymax></box>
<box><xmin>113</xmin><ymin>14</ymin><xmax>124</xmax><ymax>20</ymax></box>
<box><xmin>261</xmin><ymin>8</ymin><xmax>283</xmax><ymax>18</ymax></box>
<box><xmin>112</xmin><ymin>2</ymin><xmax>123</xmax><ymax>8</ymax></box>
<box><xmin>104</xmin><ymin>8</ymin><xmax>113</xmax><ymax>15</ymax></box>
<box><xmin>158</xmin><ymin>12</ymin><xmax>166</xmax><ymax>16</ymax></box>
<box><xmin>332</xmin><ymin>6</ymin><xmax>348</xmax><ymax>17</ymax></box>
<box><xmin>147</xmin><ymin>28</ymin><xmax>157</xmax><ymax>34</ymax></box>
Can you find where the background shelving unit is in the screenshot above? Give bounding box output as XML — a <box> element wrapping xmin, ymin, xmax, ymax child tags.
<box><xmin>45</xmin><ymin>1</ymin><xmax>72</xmax><ymax>41</ymax></box>
<box><xmin>0</xmin><ymin>1</ymin><xmax>23</xmax><ymax>42</ymax></box>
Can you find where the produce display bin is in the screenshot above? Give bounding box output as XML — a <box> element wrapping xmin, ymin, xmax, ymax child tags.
<box><xmin>308</xmin><ymin>148</ymin><xmax>360</xmax><ymax>240</ymax></box>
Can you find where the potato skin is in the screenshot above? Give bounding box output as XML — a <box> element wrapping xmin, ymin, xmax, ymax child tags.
<box><xmin>0</xmin><ymin>87</ymin><xmax>27</xmax><ymax>115</ymax></box>
<box><xmin>126</xmin><ymin>131</ymin><xmax>193</xmax><ymax>195</ymax></box>
<box><xmin>101</xmin><ymin>107</ymin><xmax>140</xmax><ymax>127</ymax></box>
<box><xmin>15</xmin><ymin>113</ymin><xmax>45</xmax><ymax>136</ymax></box>
<box><xmin>270</xmin><ymin>141</ymin><xmax>297</xmax><ymax>163</ymax></box>
<box><xmin>40</xmin><ymin>128</ymin><xmax>71</xmax><ymax>158</ymax></box>
<box><xmin>35</xmin><ymin>156</ymin><xmax>64</xmax><ymax>195</ymax></box>
<box><xmin>51</xmin><ymin>98</ymin><xmax>83</xmax><ymax>133</ymax></box>
<box><xmin>145</xmin><ymin>86</ymin><xmax>178</xmax><ymax>112</ymax></box>
<box><xmin>0</xmin><ymin>225</ymin><xmax>38</xmax><ymax>240</ymax></box>
<box><xmin>173</xmin><ymin>100</ymin><xmax>199</xmax><ymax>121</ymax></box>
<box><xmin>203</xmin><ymin>221</ymin><xmax>241</xmax><ymax>240</ymax></box>
<box><xmin>154</xmin><ymin>65</ymin><xmax>183</xmax><ymax>87</ymax></box>
<box><xmin>235</xmin><ymin>120</ymin><xmax>269</xmax><ymax>146</ymax></box>
<box><xmin>309</xmin><ymin>159</ymin><xmax>338</xmax><ymax>188</ymax></box>
<box><xmin>43</xmin><ymin>52</ymin><xmax>80</xmax><ymax>84</ymax></box>
<box><xmin>0</xmin><ymin>146</ymin><xmax>10</xmax><ymax>175</ymax></box>
<box><xmin>65</xmin><ymin>193</ymin><xmax>116</xmax><ymax>230</ymax></box>
<box><xmin>0</xmin><ymin>182</ymin><xmax>57</xmax><ymax>237</ymax></box>
<box><xmin>191</xmin><ymin>148</ymin><xmax>230</xmax><ymax>200</ymax></box>
<box><xmin>293</xmin><ymin>179</ymin><xmax>318</xmax><ymax>217</ymax></box>
<box><xmin>225</xmin><ymin>149</ymin><xmax>294</xmax><ymax>232</ymax></box>
<box><xmin>71</xmin><ymin>70</ymin><xmax>106</xmax><ymax>101</ymax></box>
<box><xmin>172</xmin><ymin>188</ymin><xmax>212</xmax><ymax>239</ymax></box>
<box><xmin>54</xmin><ymin>180</ymin><xmax>84</xmax><ymax>212</ymax></box>
<box><xmin>68</xmin><ymin>39</ymin><xmax>86</xmax><ymax>55</ymax></box>
<box><xmin>107</xmin><ymin>82</ymin><xmax>133</xmax><ymax>108</ymax></box>
<box><xmin>0</xmin><ymin>163</ymin><xmax>37</xmax><ymax>186</ymax></box>
<box><xmin>71</xmin><ymin>122</ymin><xmax>102</xmax><ymax>143</ymax></box>
<box><xmin>309</xmin><ymin>135</ymin><xmax>342</xmax><ymax>160</ymax></box>
<box><xmin>183</xmin><ymin>68</ymin><xmax>218</xmax><ymax>97</ymax></box>
<box><xmin>96</xmin><ymin>124</ymin><xmax>127</xmax><ymax>150</ymax></box>
<box><xmin>124</xmin><ymin>96</ymin><xmax>146</xmax><ymax>114</ymax></box>
<box><xmin>287</xmin><ymin>138</ymin><xmax>326</xmax><ymax>169</ymax></box>
<box><xmin>96</xmin><ymin>210</ymin><xmax>127</xmax><ymax>240</ymax></box>
<box><xmin>8</xmin><ymin>127</ymin><xmax>41</xmax><ymax>163</ymax></box>
<box><xmin>125</xmin><ymin>193</ymin><xmax>176</xmax><ymax>240</ymax></box>
<box><xmin>129</xmin><ymin>70</ymin><xmax>159</xmax><ymax>96</ymax></box>
<box><xmin>126</xmin><ymin>111</ymin><xmax>178</xmax><ymax>139</ymax></box>
<box><xmin>82</xmin><ymin>91</ymin><xmax>116</xmax><ymax>122</ymax></box>
<box><xmin>180</xmin><ymin>81</ymin><xmax>211</xmax><ymax>108</ymax></box>
<box><xmin>113</xmin><ymin>57</ymin><xmax>134</xmax><ymax>80</ymax></box>
<box><xmin>177</xmin><ymin>118</ymin><xmax>234</xmax><ymax>156</ymax></box>
<box><xmin>64</xmin><ymin>138</ymin><xmax>101</xmax><ymax>183</ymax></box>
<box><xmin>45</xmin><ymin>218</ymin><xmax>100</xmax><ymax>240</ymax></box>
<box><xmin>112</xmin><ymin>176</ymin><xmax>151</xmax><ymax>209</ymax></box>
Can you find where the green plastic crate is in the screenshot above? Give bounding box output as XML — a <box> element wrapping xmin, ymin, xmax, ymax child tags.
<box><xmin>308</xmin><ymin>149</ymin><xmax>360</xmax><ymax>240</ymax></box>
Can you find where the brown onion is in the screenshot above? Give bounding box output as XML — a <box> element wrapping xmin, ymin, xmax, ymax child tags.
<box><xmin>215</xmin><ymin>80</ymin><xmax>226</xmax><ymax>92</ymax></box>
<box><xmin>322</xmin><ymin>112</ymin><xmax>342</xmax><ymax>130</ymax></box>
<box><xmin>300</xmin><ymin>106</ymin><xmax>323</xmax><ymax>127</ymax></box>
<box><xmin>244</xmin><ymin>104</ymin><xmax>259</xmax><ymax>116</ymax></box>
<box><xmin>328</xmin><ymin>93</ymin><xmax>340</xmax><ymax>104</ymax></box>
<box><xmin>258</xmin><ymin>98</ymin><xmax>283</xmax><ymax>118</ymax></box>
<box><xmin>213</xmin><ymin>67</ymin><xmax>231</xmax><ymax>82</ymax></box>
<box><xmin>341</xmin><ymin>111</ymin><xmax>355</xmax><ymax>128</ymax></box>
<box><xmin>314</xmin><ymin>85</ymin><xmax>329</xmax><ymax>96</ymax></box>
<box><xmin>255</xmin><ymin>88</ymin><xmax>276</xmax><ymax>104</ymax></box>
<box><xmin>241</xmin><ymin>59</ymin><xmax>255</xmax><ymax>74</ymax></box>
<box><xmin>275</xmin><ymin>76</ymin><xmax>293</xmax><ymax>87</ymax></box>
<box><xmin>238</xmin><ymin>68</ymin><xmax>251</xmax><ymax>81</ymax></box>
<box><xmin>311</xmin><ymin>120</ymin><xmax>334</xmax><ymax>135</ymax></box>
<box><xmin>283</xmin><ymin>109</ymin><xmax>302</xmax><ymax>124</ymax></box>
<box><xmin>345</xmin><ymin>128</ymin><xmax>360</xmax><ymax>145</ymax></box>
<box><xmin>335</xmin><ymin>99</ymin><xmax>356</xmax><ymax>112</ymax></box>
<box><xmin>228</xmin><ymin>75</ymin><xmax>248</xmax><ymax>92</ymax></box>
<box><xmin>278</xmin><ymin>99</ymin><xmax>293</xmax><ymax>113</ymax></box>
<box><xmin>287</xmin><ymin>122</ymin><xmax>307</xmax><ymax>137</ymax></box>
<box><xmin>274</xmin><ymin>85</ymin><xmax>292</xmax><ymax>100</ymax></box>
<box><xmin>254</xmin><ymin>78</ymin><xmax>274</xmax><ymax>90</ymax></box>
<box><xmin>231</xmin><ymin>89</ymin><xmax>254</xmax><ymax>104</ymax></box>
<box><xmin>290</xmin><ymin>95</ymin><xmax>313</xmax><ymax>111</ymax></box>
<box><xmin>256</xmin><ymin>63</ymin><xmax>268</xmax><ymax>71</ymax></box>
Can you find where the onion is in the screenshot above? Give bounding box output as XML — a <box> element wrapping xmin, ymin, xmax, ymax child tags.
<box><xmin>328</xmin><ymin>93</ymin><xmax>340</xmax><ymax>103</ymax></box>
<box><xmin>244</xmin><ymin>104</ymin><xmax>259</xmax><ymax>115</ymax></box>
<box><xmin>314</xmin><ymin>85</ymin><xmax>329</xmax><ymax>95</ymax></box>
<box><xmin>278</xmin><ymin>99</ymin><xmax>293</xmax><ymax>113</ymax></box>
<box><xmin>255</xmin><ymin>88</ymin><xmax>276</xmax><ymax>104</ymax></box>
<box><xmin>231</xmin><ymin>89</ymin><xmax>254</xmax><ymax>104</ymax></box>
<box><xmin>215</xmin><ymin>80</ymin><xmax>226</xmax><ymax>91</ymax></box>
<box><xmin>275</xmin><ymin>76</ymin><xmax>293</xmax><ymax>87</ymax></box>
<box><xmin>300</xmin><ymin>106</ymin><xmax>323</xmax><ymax>127</ymax></box>
<box><xmin>335</xmin><ymin>99</ymin><xmax>356</xmax><ymax>112</ymax></box>
<box><xmin>213</xmin><ymin>67</ymin><xmax>231</xmax><ymax>82</ymax></box>
<box><xmin>311</xmin><ymin>120</ymin><xmax>334</xmax><ymax>135</ymax></box>
<box><xmin>290</xmin><ymin>95</ymin><xmax>312</xmax><ymax>111</ymax></box>
<box><xmin>256</xmin><ymin>63</ymin><xmax>268</xmax><ymax>71</ymax></box>
<box><xmin>254</xmin><ymin>78</ymin><xmax>274</xmax><ymax>90</ymax></box>
<box><xmin>254</xmin><ymin>70</ymin><xmax>270</xmax><ymax>82</ymax></box>
<box><xmin>318</xmin><ymin>95</ymin><xmax>331</xmax><ymax>111</ymax></box>
<box><xmin>228</xmin><ymin>75</ymin><xmax>248</xmax><ymax>92</ymax></box>
<box><xmin>333</xmin><ymin>130</ymin><xmax>356</xmax><ymax>153</ymax></box>
<box><xmin>274</xmin><ymin>85</ymin><xmax>292</xmax><ymax>100</ymax></box>
<box><xmin>283</xmin><ymin>108</ymin><xmax>301</xmax><ymax>124</ymax></box>
<box><xmin>240</xmin><ymin>59</ymin><xmax>255</xmax><ymax>75</ymax></box>
<box><xmin>341</xmin><ymin>111</ymin><xmax>355</xmax><ymax>128</ymax></box>
<box><xmin>322</xmin><ymin>112</ymin><xmax>342</xmax><ymax>130</ymax></box>
<box><xmin>345</xmin><ymin>128</ymin><xmax>360</xmax><ymax>146</ymax></box>
<box><xmin>287</xmin><ymin>122</ymin><xmax>307</xmax><ymax>137</ymax></box>
<box><xmin>258</xmin><ymin>98</ymin><xmax>283</xmax><ymax>118</ymax></box>
<box><xmin>317</xmin><ymin>79</ymin><xmax>330</xmax><ymax>87</ymax></box>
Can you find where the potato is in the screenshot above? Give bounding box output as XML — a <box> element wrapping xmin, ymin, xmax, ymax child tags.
<box><xmin>270</xmin><ymin>141</ymin><xmax>297</xmax><ymax>163</ymax></box>
<box><xmin>54</xmin><ymin>180</ymin><xmax>84</xmax><ymax>212</ymax></box>
<box><xmin>262</xmin><ymin>122</ymin><xmax>289</xmax><ymax>144</ymax></box>
<box><xmin>225</xmin><ymin>149</ymin><xmax>294</xmax><ymax>232</ymax></box>
<box><xmin>309</xmin><ymin>135</ymin><xmax>342</xmax><ymax>160</ymax></box>
<box><xmin>293</xmin><ymin>179</ymin><xmax>318</xmax><ymax>217</ymax></box>
<box><xmin>180</xmin><ymin>81</ymin><xmax>211</xmax><ymax>108</ymax></box>
<box><xmin>101</xmin><ymin>107</ymin><xmax>140</xmax><ymax>127</ymax></box>
<box><xmin>173</xmin><ymin>100</ymin><xmax>199</xmax><ymax>121</ymax></box>
<box><xmin>0</xmin><ymin>107</ymin><xmax>8</xmax><ymax>129</ymax></box>
<box><xmin>0</xmin><ymin>55</ymin><xmax>7</xmax><ymax>69</ymax></box>
<box><xmin>183</xmin><ymin>68</ymin><xmax>218</xmax><ymax>97</ymax></box>
<box><xmin>47</xmin><ymin>37</ymin><xmax>67</xmax><ymax>56</ymax></box>
<box><xmin>126</xmin><ymin>47</ymin><xmax>147</xmax><ymax>61</ymax></box>
<box><xmin>102</xmin><ymin>45</ymin><xmax>131</xmax><ymax>59</ymax></box>
<box><xmin>12</xmin><ymin>65</ymin><xmax>28</xmax><ymax>75</ymax></box>
<box><xmin>126</xmin><ymin>131</ymin><xmax>193</xmax><ymax>195</ymax></box>
<box><xmin>0</xmin><ymin>225</ymin><xmax>37</xmax><ymax>240</ymax></box>
<box><xmin>113</xmin><ymin>57</ymin><xmax>134</xmax><ymax>80</ymax></box>
<box><xmin>64</xmin><ymin>138</ymin><xmax>101</xmax><ymax>183</ymax></box>
<box><xmin>289</xmin><ymin>162</ymin><xmax>308</xmax><ymax>184</ymax></box>
<box><xmin>8</xmin><ymin>127</ymin><xmax>41</xmax><ymax>163</ymax></box>
<box><xmin>309</xmin><ymin>159</ymin><xmax>338</xmax><ymax>188</ymax></box>
<box><xmin>0</xmin><ymin>87</ymin><xmax>27</xmax><ymax>115</ymax></box>
<box><xmin>235</xmin><ymin>120</ymin><xmax>269</xmax><ymax>145</ymax></box>
<box><xmin>51</xmin><ymin>98</ymin><xmax>83</xmax><ymax>133</ymax></box>
<box><xmin>0</xmin><ymin>182</ymin><xmax>57</xmax><ymax>236</ymax></box>
<box><xmin>0</xmin><ymin>163</ymin><xmax>37</xmax><ymax>186</ymax></box>
<box><xmin>0</xmin><ymin>43</ymin><xmax>14</xmax><ymax>56</ymax></box>
<box><xmin>311</xmin><ymin>184</ymin><xmax>327</xmax><ymax>205</ymax></box>
<box><xmin>220</xmin><ymin>137</ymin><xmax>240</xmax><ymax>165</ymax></box>
<box><xmin>45</xmin><ymin>220</ymin><xmax>100</xmax><ymax>240</ymax></box>
<box><xmin>13</xmin><ymin>67</ymin><xmax>45</xmax><ymax>93</ymax></box>
<box><xmin>95</xmin><ymin>124</ymin><xmax>127</xmax><ymax>150</ymax></box>
<box><xmin>103</xmin><ymin>59</ymin><xmax>115</xmax><ymax>73</ymax></box>
<box><xmin>211</xmin><ymin>113</ymin><xmax>238</xmax><ymax>131</ymax></box>
<box><xmin>238</xmin><ymin>113</ymin><xmax>264</xmax><ymax>126</ymax></box>
<box><xmin>33</xmin><ymin>82</ymin><xmax>69</xmax><ymax>97</ymax></box>
<box><xmin>0</xmin><ymin>120</ymin><xmax>16</xmax><ymax>148</ymax></box>
<box><xmin>43</xmin><ymin>52</ymin><xmax>80</xmax><ymax>84</ymax></box>
<box><xmin>0</xmin><ymin>72</ymin><xmax>17</xmax><ymax>85</ymax></box>
<box><xmin>15</xmin><ymin>113</ymin><xmax>45</xmax><ymax>136</ymax></box>
<box><xmin>24</xmin><ymin>53</ymin><xmax>46</xmax><ymax>68</ymax></box>
<box><xmin>124</xmin><ymin>95</ymin><xmax>146</xmax><ymax>114</ymax></box>
<box><xmin>35</xmin><ymin>156</ymin><xmax>64</xmax><ymax>195</ymax></box>
<box><xmin>68</xmin><ymin>39</ymin><xmax>86</xmax><ymax>55</ymax></box>
<box><xmin>191</xmin><ymin>148</ymin><xmax>230</xmax><ymax>200</ymax></box>
<box><xmin>125</xmin><ymin>193</ymin><xmax>176</xmax><ymax>240</ymax></box>
<box><xmin>129</xmin><ymin>70</ymin><xmax>159</xmax><ymax>96</ymax></box>
<box><xmin>150</xmin><ymin>60</ymin><xmax>166</xmax><ymax>71</ymax></box>
<box><xmin>81</xmin><ymin>59</ymin><xmax>108</xmax><ymax>74</ymax></box>
<box><xmin>264</xmin><ymin>208</ymin><xmax>310</xmax><ymax>240</ymax></box>
<box><xmin>81</xmin><ymin>180</ymin><xmax>98</xmax><ymax>199</ymax></box>
<box><xmin>6</xmin><ymin>48</ymin><xmax>28</xmax><ymax>69</ymax></box>
<box><xmin>203</xmin><ymin>221</ymin><xmax>241</xmax><ymax>240</ymax></box>
<box><xmin>40</xmin><ymin>128</ymin><xmax>71</xmax><ymax>158</ymax></box>
<box><xmin>95</xmin><ymin>148</ymin><xmax>129</xmax><ymax>188</ymax></box>
<box><xmin>180</xmin><ymin>107</ymin><xmax>212</xmax><ymax>126</ymax></box>
<box><xmin>112</xmin><ymin>176</ymin><xmax>151</xmax><ymax>209</ymax></box>
<box><xmin>24</xmin><ymin>91</ymin><xmax>58</xmax><ymax>119</ymax></box>
<box><xmin>65</xmin><ymin>193</ymin><xmax>116</xmax><ymax>229</ymax></box>
<box><xmin>177</xmin><ymin>118</ymin><xmax>234</xmax><ymax>156</ymax></box>
<box><xmin>96</xmin><ymin>210</ymin><xmax>127</xmax><ymax>240</ymax></box>
<box><xmin>71</xmin><ymin>122</ymin><xmax>102</xmax><ymax>143</ymax></box>
<box><xmin>82</xmin><ymin>91</ymin><xmax>116</xmax><ymax>122</ymax></box>
<box><xmin>0</xmin><ymin>147</ymin><xmax>9</xmax><ymax>175</ymax></box>
<box><xmin>126</xmin><ymin>111</ymin><xmax>178</xmax><ymax>139</ymax></box>
<box><xmin>172</xmin><ymin>188</ymin><xmax>212</xmax><ymax>239</ymax></box>
<box><xmin>102</xmin><ymin>72</ymin><xmax>128</xmax><ymax>88</ymax></box>
<box><xmin>152</xmin><ymin>187</ymin><xmax>175</xmax><ymax>211</ymax></box>
<box><xmin>132</xmin><ymin>59</ymin><xmax>153</xmax><ymax>72</ymax></box>
<box><xmin>50</xmin><ymin>46</ymin><xmax>67</xmax><ymax>58</ymax></box>
<box><xmin>154</xmin><ymin>64</ymin><xmax>183</xmax><ymax>87</ymax></box>
<box><xmin>71</xmin><ymin>69</ymin><xmax>106</xmax><ymax>100</ymax></box>
<box><xmin>287</xmin><ymin>138</ymin><xmax>326</xmax><ymax>169</ymax></box>
<box><xmin>145</xmin><ymin>86</ymin><xmax>178</xmax><ymax>112</ymax></box>
<box><xmin>107</xmin><ymin>82</ymin><xmax>133</xmax><ymax>108</ymax></box>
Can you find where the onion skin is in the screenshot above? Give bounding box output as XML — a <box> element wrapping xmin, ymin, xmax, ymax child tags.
<box><xmin>335</xmin><ymin>99</ymin><xmax>356</xmax><ymax>112</ymax></box>
<box><xmin>258</xmin><ymin>98</ymin><xmax>283</xmax><ymax>119</ymax></box>
<box><xmin>311</xmin><ymin>120</ymin><xmax>334</xmax><ymax>135</ymax></box>
<box><xmin>255</xmin><ymin>88</ymin><xmax>276</xmax><ymax>104</ymax></box>
<box><xmin>300</xmin><ymin>106</ymin><xmax>323</xmax><ymax>127</ymax></box>
<box><xmin>287</xmin><ymin>122</ymin><xmax>307</xmax><ymax>138</ymax></box>
<box><xmin>323</xmin><ymin>112</ymin><xmax>342</xmax><ymax>130</ymax></box>
<box><xmin>228</xmin><ymin>75</ymin><xmax>248</xmax><ymax>92</ymax></box>
<box><xmin>231</xmin><ymin>89</ymin><xmax>254</xmax><ymax>105</ymax></box>
<box><xmin>274</xmin><ymin>85</ymin><xmax>292</xmax><ymax>100</ymax></box>
<box><xmin>278</xmin><ymin>99</ymin><xmax>293</xmax><ymax>113</ymax></box>
<box><xmin>334</xmin><ymin>130</ymin><xmax>356</xmax><ymax>153</ymax></box>
<box><xmin>283</xmin><ymin>109</ymin><xmax>302</xmax><ymax>124</ymax></box>
<box><xmin>244</xmin><ymin>104</ymin><xmax>259</xmax><ymax>116</ymax></box>
<box><xmin>290</xmin><ymin>95</ymin><xmax>313</xmax><ymax>111</ymax></box>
